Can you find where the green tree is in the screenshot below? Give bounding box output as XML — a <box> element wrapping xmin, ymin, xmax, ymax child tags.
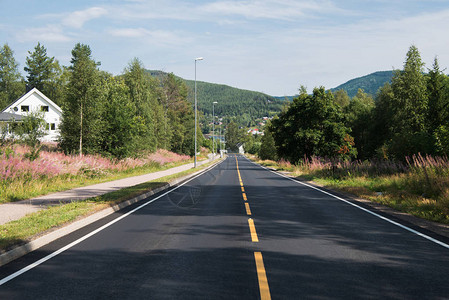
<box><xmin>161</xmin><ymin>72</ymin><xmax>195</xmax><ymax>154</ymax></box>
<box><xmin>0</xmin><ymin>44</ymin><xmax>24</xmax><ymax>109</ymax></box>
<box><xmin>333</xmin><ymin>89</ymin><xmax>350</xmax><ymax>108</ymax></box>
<box><xmin>14</xmin><ymin>111</ymin><xmax>46</xmax><ymax>161</ymax></box>
<box><xmin>391</xmin><ymin>45</ymin><xmax>428</xmax><ymax>133</ymax></box>
<box><xmin>100</xmin><ymin>77</ymin><xmax>144</xmax><ymax>158</ymax></box>
<box><xmin>427</xmin><ymin>57</ymin><xmax>449</xmax><ymax>133</ymax></box>
<box><xmin>225</xmin><ymin>121</ymin><xmax>242</xmax><ymax>151</ymax></box>
<box><xmin>344</xmin><ymin>89</ymin><xmax>375</xmax><ymax>159</ymax></box>
<box><xmin>259</xmin><ymin>125</ymin><xmax>277</xmax><ymax>160</ymax></box>
<box><xmin>43</xmin><ymin>60</ymin><xmax>69</xmax><ymax>106</ymax></box>
<box><xmin>271</xmin><ymin>87</ymin><xmax>355</xmax><ymax>162</ymax></box>
<box><xmin>59</xmin><ymin>43</ymin><xmax>102</xmax><ymax>155</ymax></box>
<box><xmin>388</xmin><ymin>45</ymin><xmax>433</xmax><ymax>158</ymax></box>
<box><xmin>24</xmin><ymin>42</ymin><xmax>55</xmax><ymax>92</ymax></box>
<box><xmin>369</xmin><ymin>83</ymin><xmax>396</xmax><ymax>159</ymax></box>
<box><xmin>123</xmin><ymin>58</ymin><xmax>158</xmax><ymax>152</ymax></box>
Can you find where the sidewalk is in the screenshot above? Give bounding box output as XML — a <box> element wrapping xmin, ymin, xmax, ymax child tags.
<box><xmin>0</xmin><ymin>156</ymin><xmax>217</xmax><ymax>225</ymax></box>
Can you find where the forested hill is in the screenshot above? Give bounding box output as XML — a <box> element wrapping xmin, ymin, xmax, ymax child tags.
<box><xmin>184</xmin><ymin>80</ymin><xmax>286</xmax><ymax>118</ymax></box>
<box><xmin>330</xmin><ymin>71</ymin><xmax>393</xmax><ymax>98</ymax></box>
<box><xmin>146</xmin><ymin>70</ymin><xmax>286</xmax><ymax>119</ymax></box>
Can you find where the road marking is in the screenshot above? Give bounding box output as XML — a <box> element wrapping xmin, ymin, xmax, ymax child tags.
<box><xmin>0</xmin><ymin>159</ymin><xmax>225</xmax><ymax>286</ymax></box>
<box><xmin>248</xmin><ymin>218</ymin><xmax>259</xmax><ymax>242</ymax></box>
<box><xmin>236</xmin><ymin>156</ymin><xmax>243</xmax><ymax>185</ymax></box>
<box><xmin>244</xmin><ymin>156</ymin><xmax>449</xmax><ymax>250</ymax></box>
<box><xmin>241</xmin><ymin>186</ymin><xmax>245</xmax><ymax>192</ymax></box>
<box><xmin>254</xmin><ymin>252</ymin><xmax>271</xmax><ymax>300</ymax></box>
<box><xmin>242</xmin><ymin>192</ymin><xmax>247</xmax><ymax>201</ymax></box>
<box><xmin>245</xmin><ymin>202</ymin><xmax>252</xmax><ymax>215</ymax></box>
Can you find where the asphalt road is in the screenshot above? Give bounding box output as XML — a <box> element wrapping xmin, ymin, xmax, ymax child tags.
<box><xmin>1</xmin><ymin>155</ymin><xmax>449</xmax><ymax>299</ymax></box>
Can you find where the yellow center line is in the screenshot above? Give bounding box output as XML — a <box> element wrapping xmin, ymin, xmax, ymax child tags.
<box><xmin>245</xmin><ymin>202</ymin><xmax>252</xmax><ymax>215</ymax></box>
<box><xmin>236</xmin><ymin>156</ymin><xmax>271</xmax><ymax>299</ymax></box>
<box><xmin>248</xmin><ymin>218</ymin><xmax>259</xmax><ymax>242</ymax></box>
<box><xmin>254</xmin><ymin>252</ymin><xmax>271</xmax><ymax>300</ymax></box>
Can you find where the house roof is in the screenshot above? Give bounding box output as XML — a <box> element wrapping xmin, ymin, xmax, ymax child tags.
<box><xmin>0</xmin><ymin>112</ymin><xmax>23</xmax><ymax>121</ymax></box>
<box><xmin>1</xmin><ymin>88</ymin><xmax>62</xmax><ymax>114</ymax></box>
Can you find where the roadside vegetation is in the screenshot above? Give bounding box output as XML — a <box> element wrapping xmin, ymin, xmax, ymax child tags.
<box><xmin>251</xmin><ymin>45</ymin><xmax>449</xmax><ymax>225</ymax></box>
<box><xmin>0</xmin><ymin>143</ymin><xmax>200</xmax><ymax>204</ymax></box>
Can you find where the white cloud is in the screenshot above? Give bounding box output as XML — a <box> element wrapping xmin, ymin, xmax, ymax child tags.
<box><xmin>16</xmin><ymin>25</ymin><xmax>71</xmax><ymax>43</ymax></box>
<box><xmin>109</xmin><ymin>0</ymin><xmax>344</xmax><ymax>24</ymax></box>
<box><xmin>62</xmin><ymin>7</ymin><xmax>108</xmax><ymax>29</ymax></box>
<box><xmin>108</xmin><ymin>27</ymin><xmax>192</xmax><ymax>46</ymax></box>
<box><xmin>200</xmin><ymin>0</ymin><xmax>342</xmax><ymax>20</ymax></box>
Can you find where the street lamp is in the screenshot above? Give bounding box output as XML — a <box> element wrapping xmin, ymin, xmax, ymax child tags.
<box><xmin>194</xmin><ymin>57</ymin><xmax>203</xmax><ymax>168</ymax></box>
<box><xmin>212</xmin><ymin>101</ymin><xmax>218</xmax><ymax>157</ymax></box>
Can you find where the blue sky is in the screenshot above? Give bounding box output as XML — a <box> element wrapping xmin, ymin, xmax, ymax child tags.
<box><xmin>1</xmin><ymin>0</ymin><xmax>449</xmax><ymax>96</ymax></box>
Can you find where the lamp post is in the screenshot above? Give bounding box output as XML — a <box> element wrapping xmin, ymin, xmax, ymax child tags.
<box><xmin>212</xmin><ymin>101</ymin><xmax>218</xmax><ymax>157</ymax></box>
<box><xmin>194</xmin><ymin>57</ymin><xmax>203</xmax><ymax>168</ymax></box>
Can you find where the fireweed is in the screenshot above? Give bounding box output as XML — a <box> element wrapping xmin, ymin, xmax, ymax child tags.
<box><xmin>0</xmin><ymin>145</ymin><xmax>191</xmax><ymax>202</ymax></box>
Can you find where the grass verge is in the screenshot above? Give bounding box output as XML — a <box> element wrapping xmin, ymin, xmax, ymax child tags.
<box><xmin>247</xmin><ymin>154</ymin><xmax>449</xmax><ymax>225</ymax></box>
<box><xmin>0</xmin><ymin>158</ymin><xmax>219</xmax><ymax>252</ymax></box>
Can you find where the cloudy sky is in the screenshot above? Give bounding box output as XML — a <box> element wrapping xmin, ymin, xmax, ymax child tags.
<box><xmin>1</xmin><ymin>0</ymin><xmax>449</xmax><ymax>96</ymax></box>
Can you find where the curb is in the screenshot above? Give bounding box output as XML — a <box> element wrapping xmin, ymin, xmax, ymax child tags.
<box><xmin>0</xmin><ymin>158</ymin><xmax>223</xmax><ymax>267</ymax></box>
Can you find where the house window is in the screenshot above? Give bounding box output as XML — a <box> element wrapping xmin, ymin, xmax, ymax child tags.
<box><xmin>21</xmin><ymin>105</ymin><xmax>29</xmax><ymax>112</ymax></box>
<box><xmin>41</xmin><ymin>106</ymin><xmax>49</xmax><ymax>112</ymax></box>
<box><xmin>50</xmin><ymin>123</ymin><xmax>56</xmax><ymax>130</ymax></box>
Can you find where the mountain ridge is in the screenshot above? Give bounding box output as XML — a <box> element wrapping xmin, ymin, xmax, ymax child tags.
<box><xmin>330</xmin><ymin>71</ymin><xmax>393</xmax><ymax>98</ymax></box>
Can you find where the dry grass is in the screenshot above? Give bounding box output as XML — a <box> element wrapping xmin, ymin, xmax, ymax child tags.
<box><xmin>250</xmin><ymin>154</ymin><xmax>449</xmax><ymax>224</ymax></box>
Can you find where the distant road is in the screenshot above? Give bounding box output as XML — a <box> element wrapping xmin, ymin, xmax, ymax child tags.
<box><xmin>1</xmin><ymin>155</ymin><xmax>449</xmax><ymax>299</ymax></box>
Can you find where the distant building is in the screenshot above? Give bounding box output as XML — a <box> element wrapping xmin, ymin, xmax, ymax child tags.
<box><xmin>247</xmin><ymin>128</ymin><xmax>264</xmax><ymax>135</ymax></box>
<box><xmin>237</xmin><ymin>143</ymin><xmax>245</xmax><ymax>154</ymax></box>
<box><xmin>1</xmin><ymin>88</ymin><xmax>62</xmax><ymax>142</ymax></box>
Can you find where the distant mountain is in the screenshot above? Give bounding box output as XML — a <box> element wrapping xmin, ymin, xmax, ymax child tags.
<box><xmin>330</xmin><ymin>71</ymin><xmax>393</xmax><ymax>98</ymax></box>
<box><xmin>183</xmin><ymin>80</ymin><xmax>287</xmax><ymax>118</ymax></box>
<box><xmin>146</xmin><ymin>70</ymin><xmax>287</xmax><ymax>119</ymax></box>
<box><xmin>145</xmin><ymin>69</ymin><xmax>394</xmax><ymax>121</ymax></box>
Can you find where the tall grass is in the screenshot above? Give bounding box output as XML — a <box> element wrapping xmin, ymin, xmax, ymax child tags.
<box><xmin>0</xmin><ymin>144</ymin><xmax>191</xmax><ymax>203</ymax></box>
<box><xmin>260</xmin><ymin>154</ymin><xmax>449</xmax><ymax>223</ymax></box>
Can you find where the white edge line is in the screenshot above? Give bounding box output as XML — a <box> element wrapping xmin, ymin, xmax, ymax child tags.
<box><xmin>243</xmin><ymin>156</ymin><xmax>449</xmax><ymax>250</ymax></box>
<box><xmin>0</xmin><ymin>159</ymin><xmax>225</xmax><ymax>286</ymax></box>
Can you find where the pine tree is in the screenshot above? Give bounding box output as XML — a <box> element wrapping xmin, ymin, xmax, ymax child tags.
<box><xmin>24</xmin><ymin>42</ymin><xmax>54</xmax><ymax>92</ymax></box>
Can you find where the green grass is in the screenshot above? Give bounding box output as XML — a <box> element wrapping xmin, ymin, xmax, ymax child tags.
<box><xmin>0</xmin><ymin>158</ymin><xmax>219</xmax><ymax>252</ymax></box>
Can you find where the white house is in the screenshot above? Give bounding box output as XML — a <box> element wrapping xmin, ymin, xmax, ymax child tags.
<box><xmin>1</xmin><ymin>88</ymin><xmax>62</xmax><ymax>142</ymax></box>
